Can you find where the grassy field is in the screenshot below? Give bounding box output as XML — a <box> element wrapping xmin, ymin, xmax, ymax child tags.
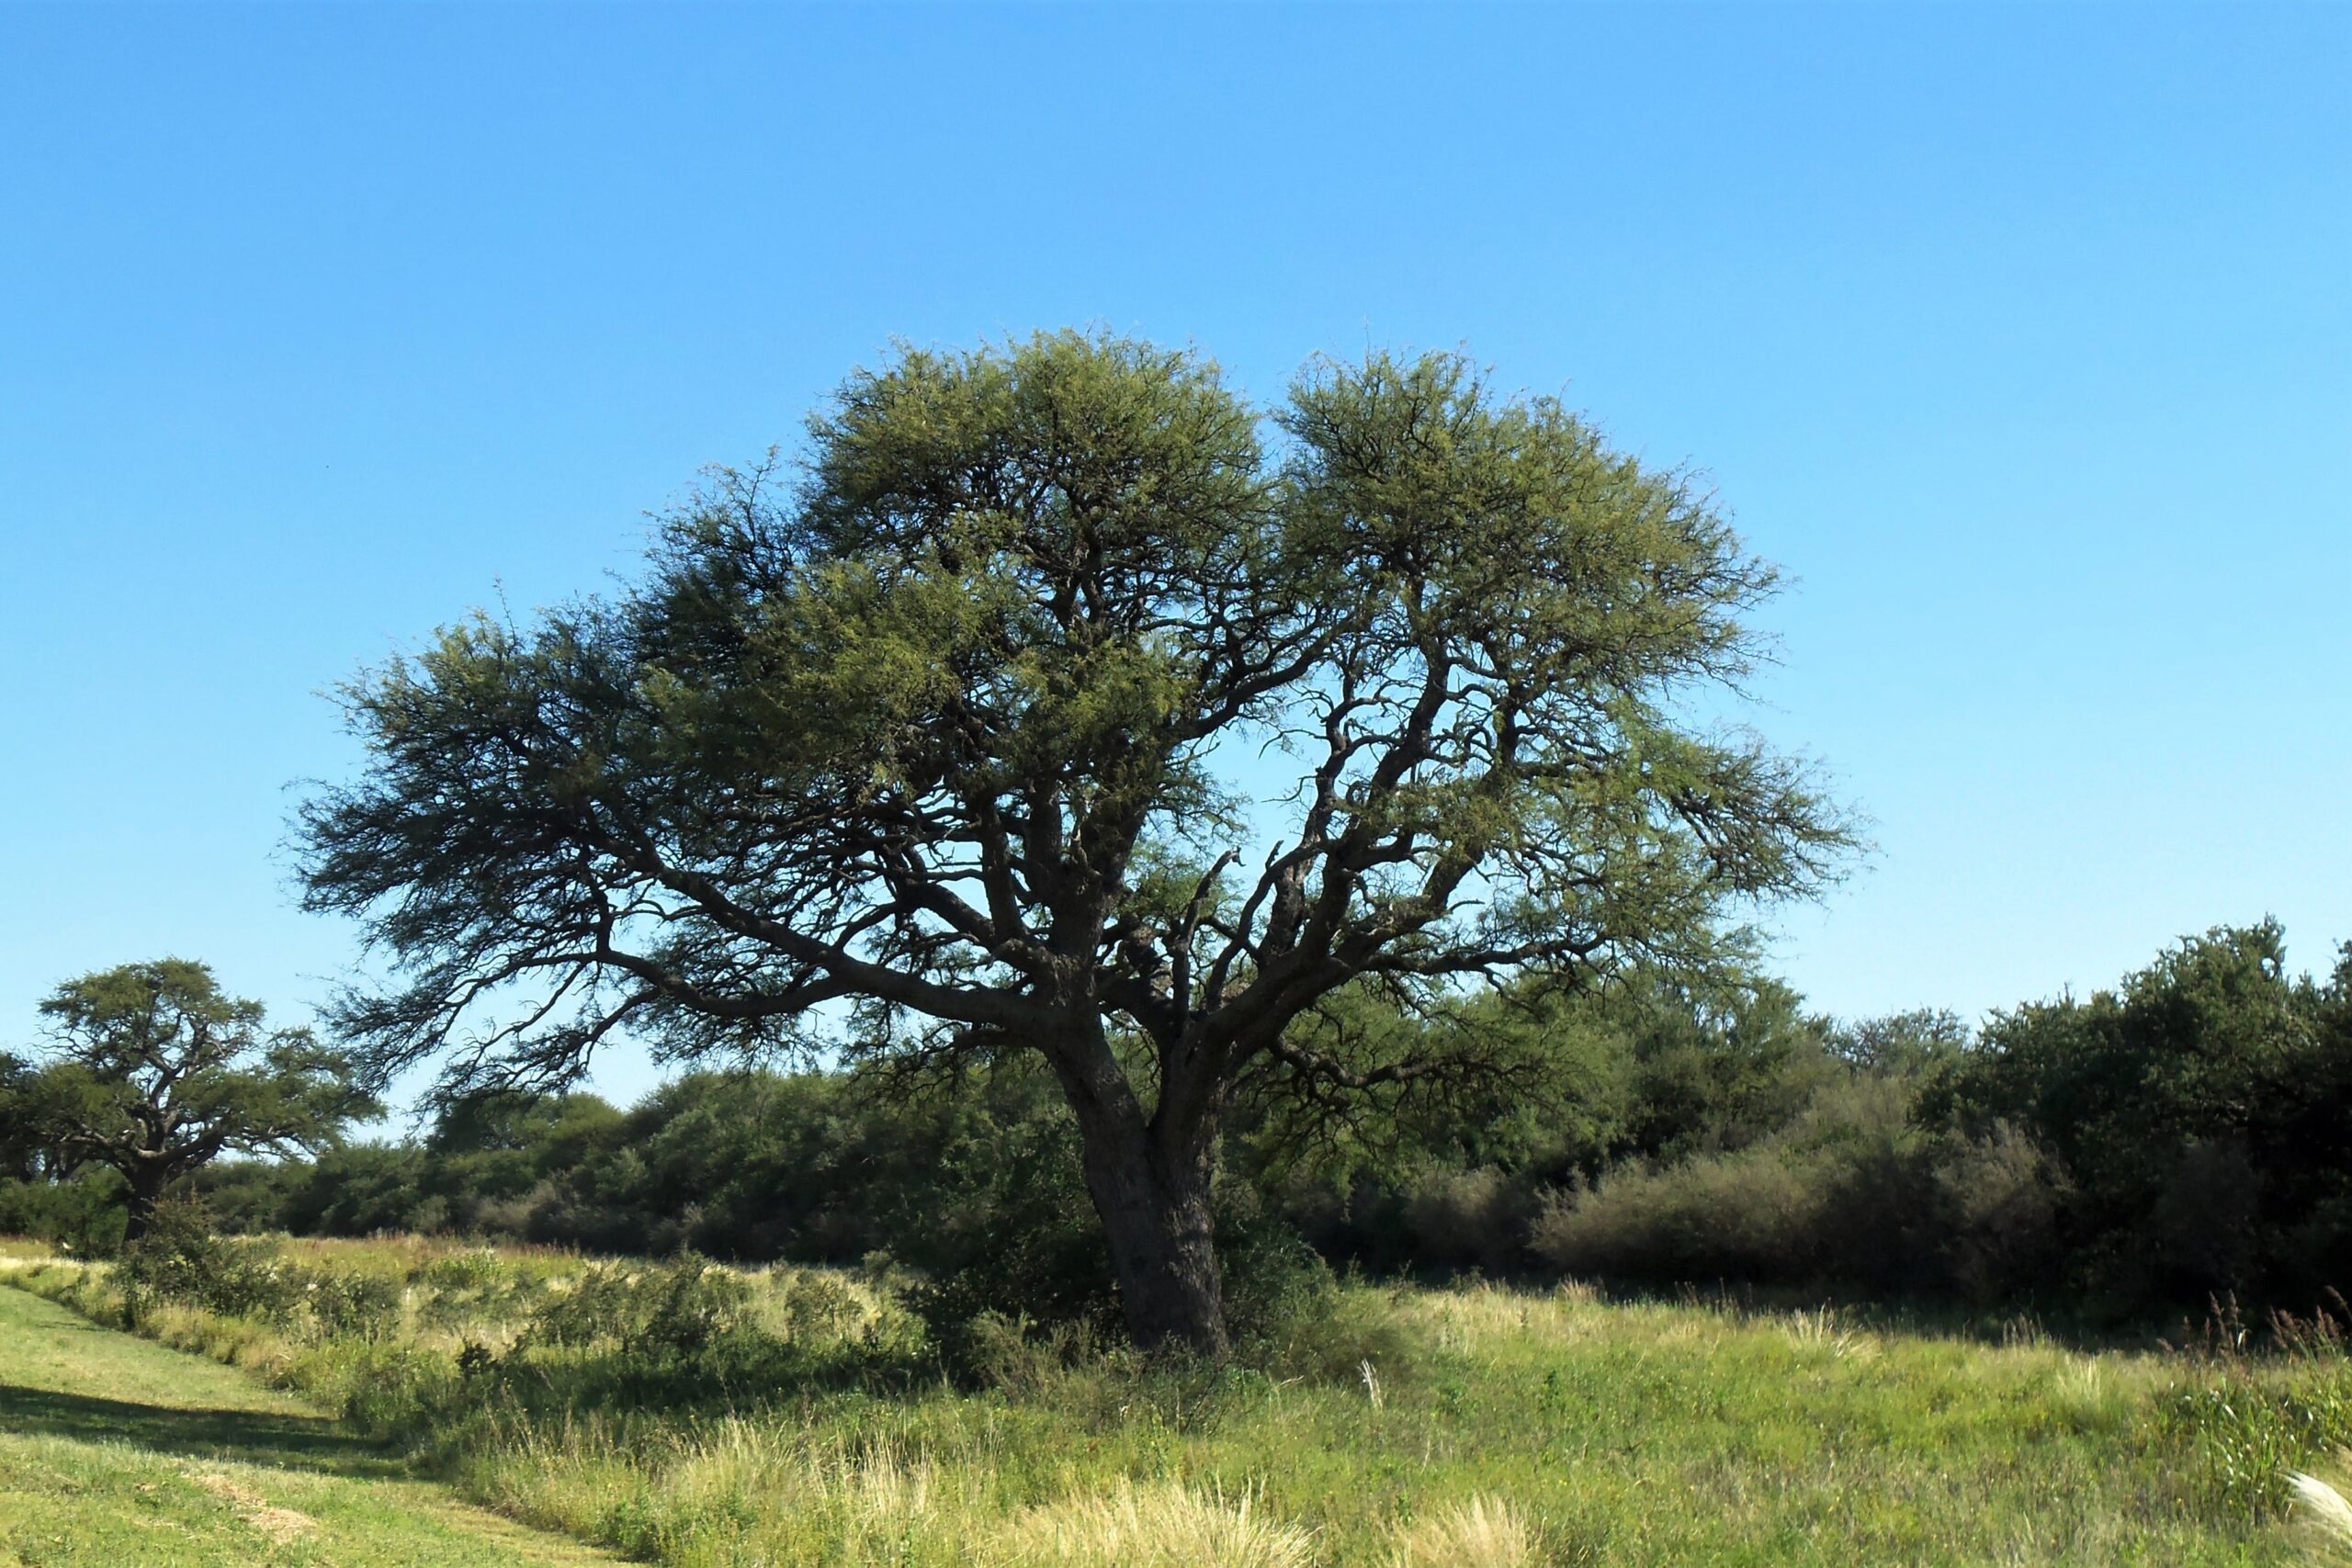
<box><xmin>5</xmin><ymin>1236</ymin><xmax>2351</xmax><ymax>1566</ymax></box>
<box><xmin>0</xmin><ymin>1272</ymin><xmax>619</xmax><ymax>1566</ymax></box>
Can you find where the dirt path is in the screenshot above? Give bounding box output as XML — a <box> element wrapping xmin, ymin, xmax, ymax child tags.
<box><xmin>0</xmin><ymin>1287</ymin><xmax>621</xmax><ymax>1566</ymax></box>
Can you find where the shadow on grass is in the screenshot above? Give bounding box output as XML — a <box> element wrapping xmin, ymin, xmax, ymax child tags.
<box><xmin>0</xmin><ymin>1382</ymin><xmax>404</xmax><ymax>1477</ymax></box>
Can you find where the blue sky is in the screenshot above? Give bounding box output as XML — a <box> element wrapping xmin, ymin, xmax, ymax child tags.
<box><xmin>2</xmin><ymin>3</ymin><xmax>2346</xmax><ymax>1111</ymax></box>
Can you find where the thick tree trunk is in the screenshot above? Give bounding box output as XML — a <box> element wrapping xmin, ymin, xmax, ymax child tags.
<box><xmin>121</xmin><ymin>1173</ymin><xmax>166</xmax><ymax>1244</ymax></box>
<box><xmin>1069</xmin><ymin>1105</ymin><xmax>1228</xmax><ymax>1357</ymax></box>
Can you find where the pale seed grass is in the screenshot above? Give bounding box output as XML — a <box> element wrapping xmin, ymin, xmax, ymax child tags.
<box><xmin>2289</xmin><ymin>1461</ymin><xmax>2352</xmax><ymax>1564</ymax></box>
<box><xmin>471</xmin><ymin>1408</ymin><xmax>982</xmax><ymax>1566</ymax></box>
<box><xmin>1388</xmin><ymin>1494</ymin><xmax>1538</xmax><ymax>1568</ymax></box>
<box><xmin>1408</xmin><ymin>1279</ymin><xmax>1601</xmax><ymax>1353</ymax></box>
<box><xmin>1781</xmin><ymin>1306</ymin><xmax>1876</xmax><ymax>1361</ymax></box>
<box><xmin>985</xmin><ymin>1478</ymin><xmax>1314</xmax><ymax>1568</ymax></box>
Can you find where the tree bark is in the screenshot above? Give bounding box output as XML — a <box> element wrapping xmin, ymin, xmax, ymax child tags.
<box><xmin>121</xmin><ymin>1170</ymin><xmax>166</xmax><ymax>1244</ymax></box>
<box><xmin>1067</xmin><ymin>1095</ymin><xmax>1228</xmax><ymax>1357</ymax></box>
<box><xmin>1058</xmin><ymin>1034</ymin><xmax>1232</xmax><ymax>1354</ymax></box>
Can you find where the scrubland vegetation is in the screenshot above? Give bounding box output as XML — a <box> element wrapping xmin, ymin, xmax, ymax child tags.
<box><xmin>8</xmin><ymin>919</ymin><xmax>2352</xmax><ymax>1562</ymax></box>
<box><xmin>15</xmin><ymin>920</ymin><xmax>2342</xmax><ymax>1339</ymax></box>
<box><xmin>6</xmin><ymin>340</ymin><xmax>2350</xmax><ymax>1560</ymax></box>
<box><xmin>6</xmin><ymin>1226</ymin><xmax>2352</xmax><ymax>1565</ymax></box>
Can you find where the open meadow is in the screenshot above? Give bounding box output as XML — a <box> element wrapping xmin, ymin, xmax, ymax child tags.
<box><xmin>0</xmin><ymin>1245</ymin><xmax>616</xmax><ymax>1567</ymax></box>
<box><xmin>6</xmin><ymin>1235</ymin><xmax>2351</xmax><ymax>1567</ymax></box>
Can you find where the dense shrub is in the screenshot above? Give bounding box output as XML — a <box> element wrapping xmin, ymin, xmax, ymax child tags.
<box><xmin>117</xmin><ymin>1200</ymin><xmax>306</xmax><ymax>1323</ymax></box>
<box><xmin>1927</xmin><ymin>923</ymin><xmax>2352</xmax><ymax>1316</ymax></box>
<box><xmin>0</xmin><ymin>1171</ymin><xmax>126</xmax><ymax>1253</ymax></box>
<box><xmin>304</xmin><ymin>1266</ymin><xmax>405</xmax><ymax>1340</ymax></box>
<box><xmin>1532</xmin><ymin>1144</ymin><xmax>1838</xmax><ymax>1288</ymax></box>
<box><xmin>1931</xmin><ymin>1122</ymin><xmax>2072</xmax><ymax>1303</ymax></box>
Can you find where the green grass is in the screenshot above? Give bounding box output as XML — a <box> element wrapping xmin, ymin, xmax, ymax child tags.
<box><xmin>6</xmin><ymin>1237</ymin><xmax>2346</xmax><ymax>1565</ymax></box>
<box><xmin>0</xmin><ymin>1279</ymin><xmax>618</xmax><ymax>1566</ymax></box>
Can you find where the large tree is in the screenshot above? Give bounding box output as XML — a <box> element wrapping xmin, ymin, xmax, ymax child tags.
<box><xmin>301</xmin><ymin>333</ymin><xmax>1848</xmax><ymax>1350</ymax></box>
<box><xmin>17</xmin><ymin>960</ymin><xmax>379</xmax><ymax>1240</ymax></box>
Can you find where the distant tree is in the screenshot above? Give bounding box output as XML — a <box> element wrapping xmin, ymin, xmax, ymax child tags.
<box><xmin>300</xmin><ymin>333</ymin><xmax>1849</xmax><ymax>1351</ymax></box>
<box><xmin>17</xmin><ymin>960</ymin><xmax>379</xmax><ymax>1240</ymax></box>
<box><xmin>0</xmin><ymin>1052</ymin><xmax>47</xmax><ymax>1182</ymax></box>
<box><xmin>1827</xmin><ymin>1007</ymin><xmax>1971</xmax><ymax>1075</ymax></box>
<box><xmin>1600</xmin><ymin>965</ymin><xmax>1837</xmax><ymax>1162</ymax></box>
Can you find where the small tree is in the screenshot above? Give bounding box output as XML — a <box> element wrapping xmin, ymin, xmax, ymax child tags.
<box><xmin>18</xmin><ymin>960</ymin><xmax>379</xmax><ymax>1240</ymax></box>
<box><xmin>301</xmin><ymin>333</ymin><xmax>1849</xmax><ymax>1350</ymax></box>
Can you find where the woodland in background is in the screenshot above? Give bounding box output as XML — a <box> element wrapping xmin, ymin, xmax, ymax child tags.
<box><xmin>7</xmin><ymin>920</ymin><xmax>2348</xmax><ymax>1335</ymax></box>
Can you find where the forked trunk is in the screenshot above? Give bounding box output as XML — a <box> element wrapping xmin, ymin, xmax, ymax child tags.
<box><xmin>1071</xmin><ymin>1106</ymin><xmax>1228</xmax><ymax>1357</ymax></box>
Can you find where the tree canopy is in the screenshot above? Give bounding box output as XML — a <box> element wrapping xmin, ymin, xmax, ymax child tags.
<box><xmin>14</xmin><ymin>959</ymin><xmax>379</xmax><ymax>1239</ymax></box>
<box><xmin>301</xmin><ymin>332</ymin><xmax>1849</xmax><ymax>1348</ymax></box>
<box><xmin>1926</xmin><ymin>921</ymin><xmax>2352</xmax><ymax>1303</ymax></box>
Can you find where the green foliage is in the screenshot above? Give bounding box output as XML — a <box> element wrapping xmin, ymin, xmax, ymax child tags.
<box><xmin>0</xmin><ymin>1169</ymin><xmax>127</xmax><ymax>1253</ymax></box>
<box><xmin>1928</xmin><ymin>922</ymin><xmax>2352</xmax><ymax>1314</ymax></box>
<box><xmin>117</xmin><ymin>1199</ymin><xmax>306</xmax><ymax>1325</ymax></box>
<box><xmin>14</xmin><ymin>959</ymin><xmax>379</xmax><ymax>1239</ymax></box>
<box><xmin>300</xmin><ymin>331</ymin><xmax>1851</xmax><ymax>1348</ymax></box>
<box><xmin>1245</xmin><ymin>964</ymin><xmax>1858</xmax><ymax>1283</ymax></box>
<box><xmin>2159</xmin><ymin>1361</ymin><xmax>2352</xmax><ymax>1518</ymax></box>
<box><xmin>110</xmin><ymin>919</ymin><xmax>2347</xmax><ymax>1342</ymax></box>
<box><xmin>308</xmin><ymin>1266</ymin><xmax>406</xmax><ymax>1341</ymax></box>
<box><xmin>519</xmin><ymin>1256</ymin><xmax>756</xmax><ymax>1360</ymax></box>
<box><xmin>277</xmin><ymin>1143</ymin><xmax>434</xmax><ymax>1235</ymax></box>
<box><xmin>1524</xmin><ymin>1085</ymin><xmax>2067</xmax><ymax>1302</ymax></box>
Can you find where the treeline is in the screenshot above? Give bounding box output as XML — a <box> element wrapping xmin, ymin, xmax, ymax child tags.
<box><xmin>1263</xmin><ymin>919</ymin><xmax>2352</xmax><ymax>1322</ymax></box>
<box><xmin>10</xmin><ymin>921</ymin><xmax>2349</xmax><ymax>1328</ymax></box>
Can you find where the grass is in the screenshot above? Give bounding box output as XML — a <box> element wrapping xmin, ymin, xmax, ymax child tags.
<box><xmin>5</xmin><ymin>1235</ymin><xmax>2346</xmax><ymax>1565</ymax></box>
<box><xmin>0</xmin><ymin>1269</ymin><xmax>618</xmax><ymax>1566</ymax></box>
<box><xmin>2289</xmin><ymin>1466</ymin><xmax>2352</xmax><ymax>1564</ymax></box>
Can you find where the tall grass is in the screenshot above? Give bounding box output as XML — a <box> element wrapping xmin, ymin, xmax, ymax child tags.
<box><xmin>1385</xmin><ymin>1495</ymin><xmax>1537</xmax><ymax>1568</ymax></box>
<box><xmin>987</xmin><ymin>1479</ymin><xmax>1315</xmax><ymax>1568</ymax></box>
<box><xmin>3</xmin><ymin>1242</ymin><xmax>2337</xmax><ymax>1565</ymax></box>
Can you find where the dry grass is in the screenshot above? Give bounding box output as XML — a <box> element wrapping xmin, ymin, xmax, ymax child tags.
<box><xmin>985</xmin><ymin>1479</ymin><xmax>1316</xmax><ymax>1568</ymax></box>
<box><xmin>1387</xmin><ymin>1494</ymin><xmax>1539</xmax><ymax>1568</ymax></box>
<box><xmin>2290</xmin><ymin>1462</ymin><xmax>2352</xmax><ymax>1564</ymax></box>
<box><xmin>188</xmin><ymin>1467</ymin><xmax>321</xmax><ymax>1544</ymax></box>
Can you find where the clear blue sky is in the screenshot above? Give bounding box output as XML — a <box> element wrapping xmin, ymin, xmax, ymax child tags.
<box><xmin>3</xmin><ymin>4</ymin><xmax>2346</xmax><ymax>1111</ymax></box>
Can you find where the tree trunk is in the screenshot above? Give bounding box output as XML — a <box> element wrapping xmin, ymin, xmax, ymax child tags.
<box><xmin>121</xmin><ymin>1172</ymin><xmax>165</xmax><ymax>1245</ymax></box>
<box><xmin>1069</xmin><ymin>1104</ymin><xmax>1228</xmax><ymax>1357</ymax></box>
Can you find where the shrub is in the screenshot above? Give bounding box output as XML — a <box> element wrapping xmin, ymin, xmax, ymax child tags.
<box><xmin>1530</xmin><ymin>1144</ymin><xmax>1837</xmax><ymax>1287</ymax></box>
<box><xmin>298</xmin><ymin>1265</ymin><xmax>405</xmax><ymax>1341</ymax></box>
<box><xmin>769</xmin><ymin>1268</ymin><xmax>869</xmax><ymax>1342</ymax></box>
<box><xmin>520</xmin><ymin>1261</ymin><xmax>642</xmax><ymax>1349</ymax></box>
<box><xmin>1401</xmin><ymin>1168</ymin><xmax>1530</xmax><ymax>1278</ymax></box>
<box><xmin>957</xmin><ymin>1310</ymin><xmax>1117</xmax><ymax>1398</ymax></box>
<box><xmin>0</xmin><ymin>1173</ymin><xmax>126</xmax><ymax>1253</ymax></box>
<box><xmin>117</xmin><ymin>1201</ymin><xmax>304</xmax><ymax>1325</ymax></box>
<box><xmin>628</xmin><ymin>1257</ymin><xmax>758</xmax><ymax>1358</ymax></box>
<box><xmin>420</xmin><ymin>1247</ymin><xmax>514</xmax><ymax>1292</ymax></box>
<box><xmin>1933</xmin><ymin>1122</ymin><xmax>2070</xmax><ymax>1303</ymax></box>
<box><xmin>1927</xmin><ymin>922</ymin><xmax>2352</xmax><ymax>1318</ymax></box>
